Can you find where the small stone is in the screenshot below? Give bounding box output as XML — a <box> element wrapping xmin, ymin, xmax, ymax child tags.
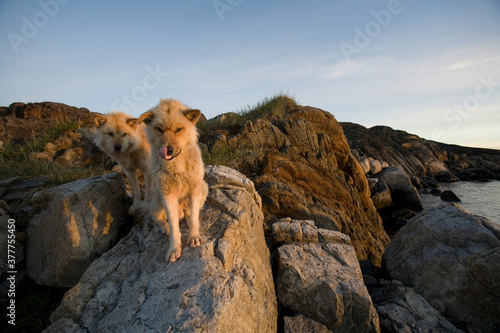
<box><xmin>55</xmin><ymin>147</ymin><xmax>84</xmax><ymax>166</ymax></box>
<box><xmin>369</xmin><ymin>159</ymin><xmax>383</xmax><ymax>174</ymax></box>
<box><xmin>29</xmin><ymin>151</ymin><xmax>53</xmax><ymax>163</ymax></box>
<box><xmin>440</xmin><ymin>190</ymin><xmax>460</xmax><ymax>202</ymax></box>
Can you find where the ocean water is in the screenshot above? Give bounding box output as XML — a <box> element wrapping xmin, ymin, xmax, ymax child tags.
<box><xmin>421</xmin><ymin>180</ymin><xmax>500</xmax><ymax>225</ymax></box>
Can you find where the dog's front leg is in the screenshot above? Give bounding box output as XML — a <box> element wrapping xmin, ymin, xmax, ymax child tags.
<box><xmin>150</xmin><ymin>190</ymin><xmax>169</xmax><ymax>234</ymax></box>
<box><xmin>186</xmin><ymin>189</ymin><xmax>202</xmax><ymax>248</ymax></box>
<box><xmin>124</xmin><ymin>168</ymin><xmax>141</xmax><ymax>213</ymax></box>
<box><xmin>144</xmin><ymin>171</ymin><xmax>154</xmax><ymax>202</ymax></box>
<box><xmin>162</xmin><ymin>194</ymin><xmax>182</xmax><ymax>263</ymax></box>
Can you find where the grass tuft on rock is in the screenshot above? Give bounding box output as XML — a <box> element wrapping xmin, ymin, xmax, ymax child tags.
<box><xmin>200</xmin><ymin>93</ymin><xmax>297</xmax><ymax>170</ymax></box>
<box><xmin>199</xmin><ymin>92</ymin><xmax>297</xmax><ymax>132</ymax></box>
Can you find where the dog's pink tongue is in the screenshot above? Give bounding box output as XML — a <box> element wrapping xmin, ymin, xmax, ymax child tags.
<box><xmin>159</xmin><ymin>146</ymin><xmax>172</xmax><ymax>160</ymax></box>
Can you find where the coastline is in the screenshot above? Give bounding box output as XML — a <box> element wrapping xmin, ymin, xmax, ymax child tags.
<box><xmin>420</xmin><ymin>180</ymin><xmax>500</xmax><ymax>224</ymax></box>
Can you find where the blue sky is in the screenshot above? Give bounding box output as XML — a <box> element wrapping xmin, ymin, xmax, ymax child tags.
<box><xmin>1</xmin><ymin>0</ymin><xmax>499</xmax><ymax>148</ymax></box>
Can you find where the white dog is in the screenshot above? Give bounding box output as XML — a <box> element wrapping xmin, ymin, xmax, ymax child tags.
<box><xmin>139</xmin><ymin>99</ymin><xmax>208</xmax><ymax>263</ymax></box>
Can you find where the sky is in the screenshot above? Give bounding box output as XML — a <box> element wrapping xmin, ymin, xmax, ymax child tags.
<box><xmin>1</xmin><ymin>0</ymin><xmax>499</xmax><ymax>149</ymax></box>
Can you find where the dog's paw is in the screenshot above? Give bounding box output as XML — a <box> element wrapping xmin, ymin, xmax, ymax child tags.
<box><xmin>187</xmin><ymin>234</ymin><xmax>202</xmax><ymax>248</ymax></box>
<box><xmin>129</xmin><ymin>202</ymin><xmax>140</xmax><ymax>214</ymax></box>
<box><xmin>165</xmin><ymin>244</ymin><xmax>182</xmax><ymax>263</ymax></box>
<box><xmin>159</xmin><ymin>223</ymin><xmax>170</xmax><ymax>235</ymax></box>
<box><xmin>129</xmin><ymin>200</ymin><xmax>150</xmax><ymax>216</ymax></box>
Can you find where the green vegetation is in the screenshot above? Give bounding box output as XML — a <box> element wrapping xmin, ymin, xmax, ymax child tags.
<box><xmin>236</xmin><ymin>92</ymin><xmax>297</xmax><ymax>122</ymax></box>
<box><xmin>202</xmin><ymin>140</ymin><xmax>256</xmax><ymax>170</ymax></box>
<box><xmin>202</xmin><ymin>140</ymin><xmax>268</xmax><ymax>173</ymax></box>
<box><xmin>1</xmin><ymin>120</ymin><xmax>79</xmax><ymax>159</ymax></box>
<box><xmin>199</xmin><ymin>92</ymin><xmax>297</xmax><ymax>132</ymax></box>
<box><xmin>200</xmin><ymin>93</ymin><xmax>296</xmax><ymax>169</ymax></box>
<box><xmin>0</xmin><ymin>121</ymin><xmax>107</xmax><ymax>185</ymax></box>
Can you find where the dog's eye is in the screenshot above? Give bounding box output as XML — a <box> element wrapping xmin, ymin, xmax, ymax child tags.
<box><xmin>175</xmin><ymin>127</ymin><xmax>183</xmax><ymax>133</ymax></box>
<box><xmin>107</xmin><ymin>132</ymin><xmax>114</xmax><ymax>137</ymax></box>
<box><xmin>155</xmin><ymin>127</ymin><xmax>164</xmax><ymax>133</ymax></box>
<box><xmin>122</xmin><ymin>133</ymin><xmax>127</xmax><ymax>137</ymax></box>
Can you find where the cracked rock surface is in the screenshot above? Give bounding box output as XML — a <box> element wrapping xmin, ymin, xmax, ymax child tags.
<box><xmin>274</xmin><ymin>219</ymin><xmax>380</xmax><ymax>333</ymax></box>
<box><xmin>27</xmin><ymin>173</ymin><xmax>128</xmax><ymax>288</ymax></box>
<box><xmin>45</xmin><ymin>166</ymin><xmax>277</xmax><ymax>333</ymax></box>
<box><xmin>200</xmin><ymin>106</ymin><xmax>390</xmax><ymax>265</ymax></box>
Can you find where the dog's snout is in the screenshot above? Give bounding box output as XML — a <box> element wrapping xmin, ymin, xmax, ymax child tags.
<box><xmin>166</xmin><ymin>146</ymin><xmax>174</xmax><ymax>155</ymax></box>
<box><xmin>113</xmin><ymin>144</ymin><xmax>122</xmax><ymax>152</ymax></box>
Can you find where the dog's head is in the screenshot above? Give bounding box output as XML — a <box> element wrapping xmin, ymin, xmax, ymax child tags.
<box><xmin>94</xmin><ymin>112</ymin><xmax>141</xmax><ymax>155</ymax></box>
<box><xmin>138</xmin><ymin>99</ymin><xmax>201</xmax><ymax>162</ymax></box>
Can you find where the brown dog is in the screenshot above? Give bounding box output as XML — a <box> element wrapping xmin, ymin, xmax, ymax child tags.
<box><xmin>94</xmin><ymin>112</ymin><xmax>154</xmax><ymax>213</ymax></box>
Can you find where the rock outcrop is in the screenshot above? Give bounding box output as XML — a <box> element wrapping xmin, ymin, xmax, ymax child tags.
<box><xmin>27</xmin><ymin>173</ymin><xmax>128</xmax><ymax>287</ymax></box>
<box><xmin>273</xmin><ymin>218</ymin><xmax>380</xmax><ymax>333</ymax></box>
<box><xmin>0</xmin><ymin>102</ymin><xmax>93</xmax><ymax>145</ymax></box>
<box><xmin>383</xmin><ymin>204</ymin><xmax>500</xmax><ymax>332</ymax></box>
<box><xmin>46</xmin><ymin>166</ymin><xmax>277</xmax><ymax>332</ymax></box>
<box><xmin>27</xmin><ymin>128</ymin><xmax>108</xmax><ymax>167</ymax></box>
<box><xmin>201</xmin><ymin>105</ymin><xmax>390</xmax><ymax>265</ymax></box>
<box><xmin>341</xmin><ymin>122</ymin><xmax>500</xmax><ymax>181</ymax></box>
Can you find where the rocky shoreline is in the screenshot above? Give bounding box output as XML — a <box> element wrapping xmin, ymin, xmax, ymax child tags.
<box><xmin>1</xmin><ymin>101</ymin><xmax>499</xmax><ymax>332</ymax></box>
<box><xmin>342</xmin><ymin>122</ymin><xmax>500</xmax><ymax>182</ymax></box>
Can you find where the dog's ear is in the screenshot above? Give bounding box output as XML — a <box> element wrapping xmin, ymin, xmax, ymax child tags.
<box><xmin>138</xmin><ymin>111</ymin><xmax>155</xmax><ymax>125</ymax></box>
<box><xmin>183</xmin><ymin>109</ymin><xmax>201</xmax><ymax>124</ymax></box>
<box><xmin>94</xmin><ymin>114</ymin><xmax>107</xmax><ymax>128</ymax></box>
<box><xmin>126</xmin><ymin>118</ymin><xmax>138</xmax><ymax>129</ymax></box>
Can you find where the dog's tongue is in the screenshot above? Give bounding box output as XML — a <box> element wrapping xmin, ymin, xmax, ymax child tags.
<box><xmin>159</xmin><ymin>145</ymin><xmax>172</xmax><ymax>160</ymax></box>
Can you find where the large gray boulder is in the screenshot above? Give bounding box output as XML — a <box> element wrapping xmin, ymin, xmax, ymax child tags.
<box><xmin>27</xmin><ymin>173</ymin><xmax>128</xmax><ymax>287</ymax></box>
<box><xmin>383</xmin><ymin>204</ymin><xmax>500</xmax><ymax>333</ymax></box>
<box><xmin>274</xmin><ymin>219</ymin><xmax>380</xmax><ymax>333</ymax></box>
<box><xmin>46</xmin><ymin>166</ymin><xmax>277</xmax><ymax>333</ymax></box>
